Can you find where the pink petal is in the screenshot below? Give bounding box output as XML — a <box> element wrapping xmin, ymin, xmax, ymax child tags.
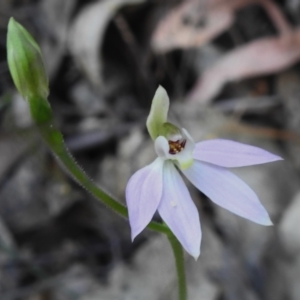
<box><xmin>193</xmin><ymin>139</ymin><xmax>283</xmax><ymax>167</ymax></box>
<box><xmin>158</xmin><ymin>161</ymin><xmax>201</xmax><ymax>259</ymax></box>
<box><xmin>126</xmin><ymin>158</ymin><xmax>164</xmax><ymax>240</ymax></box>
<box><xmin>182</xmin><ymin>161</ymin><xmax>272</xmax><ymax>225</ymax></box>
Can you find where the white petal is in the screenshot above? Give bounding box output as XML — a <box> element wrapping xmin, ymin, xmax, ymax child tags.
<box><xmin>182</xmin><ymin>161</ymin><xmax>272</xmax><ymax>225</ymax></box>
<box><xmin>193</xmin><ymin>139</ymin><xmax>283</xmax><ymax>167</ymax></box>
<box><xmin>158</xmin><ymin>161</ymin><xmax>201</xmax><ymax>259</ymax></box>
<box><xmin>126</xmin><ymin>158</ymin><xmax>164</xmax><ymax>240</ymax></box>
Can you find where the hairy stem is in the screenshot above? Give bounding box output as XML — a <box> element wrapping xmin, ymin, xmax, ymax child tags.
<box><xmin>29</xmin><ymin>95</ymin><xmax>169</xmax><ymax>235</ymax></box>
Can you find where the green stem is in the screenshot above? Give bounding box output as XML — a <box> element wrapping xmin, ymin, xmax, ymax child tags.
<box><xmin>29</xmin><ymin>96</ymin><xmax>169</xmax><ymax>235</ymax></box>
<box><xmin>167</xmin><ymin>232</ymin><xmax>187</xmax><ymax>300</ymax></box>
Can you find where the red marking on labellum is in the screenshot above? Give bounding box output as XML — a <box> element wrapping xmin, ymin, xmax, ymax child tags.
<box><xmin>168</xmin><ymin>139</ymin><xmax>186</xmax><ymax>154</ymax></box>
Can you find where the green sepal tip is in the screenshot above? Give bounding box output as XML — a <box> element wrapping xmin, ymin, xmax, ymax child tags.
<box><xmin>146</xmin><ymin>85</ymin><xmax>170</xmax><ymax>140</ymax></box>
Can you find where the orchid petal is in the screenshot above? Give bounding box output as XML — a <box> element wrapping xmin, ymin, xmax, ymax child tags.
<box><xmin>183</xmin><ymin>161</ymin><xmax>272</xmax><ymax>225</ymax></box>
<box><xmin>158</xmin><ymin>161</ymin><xmax>201</xmax><ymax>259</ymax></box>
<box><xmin>126</xmin><ymin>158</ymin><xmax>164</xmax><ymax>240</ymax></box>
<box><xmin>193</xmin><ymin>139</ymin><xmax>282</xmax><ymax>168</ymax></box>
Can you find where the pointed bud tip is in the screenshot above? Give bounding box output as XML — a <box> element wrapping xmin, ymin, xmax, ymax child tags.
<box><xmin>7</xmin><ymin>17</ymin><xmax>27</xmax><ymax>41</ymax></box>
<box><xmin>8</xmin><ymin>17</ymin><xmax>16</xmax><ymax>28</ymax></box>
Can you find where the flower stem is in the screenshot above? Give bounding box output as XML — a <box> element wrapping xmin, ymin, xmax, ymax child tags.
<box><xmin>29</xmin><ymin>96</ymin><xmax>169</xmax><ymax>235</ymax></box>
<box><xmin>167</xmin><ymin>232</ymin><xmax>187</xmax><ymax>300</ymax></box>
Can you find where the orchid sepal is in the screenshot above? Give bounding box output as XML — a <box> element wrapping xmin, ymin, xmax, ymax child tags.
<box><xmin>146</xmin><ymin>86</ymin><xmax>170</xmax><ymax>140</ymax></box>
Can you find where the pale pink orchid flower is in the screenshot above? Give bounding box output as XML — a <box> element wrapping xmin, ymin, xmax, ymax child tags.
<box><xmin>126</xmin><ymin>86</ymin><xmax>282</xmax><ymax>259</ymax></box>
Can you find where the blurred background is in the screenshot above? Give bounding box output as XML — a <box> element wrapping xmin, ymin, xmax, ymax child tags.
<box><xmin>0</xmin><ymin>0</ymin><xmax>300</xmax><ymax>299</ymax></box>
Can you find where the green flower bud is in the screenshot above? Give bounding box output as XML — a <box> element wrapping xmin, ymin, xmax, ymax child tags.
<box><xmin>7</xmin><ymin>17</ymin><xmax>49</xmax><ymax>100</ymax></box>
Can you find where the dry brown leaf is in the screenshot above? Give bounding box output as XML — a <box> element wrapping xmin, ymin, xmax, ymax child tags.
<box><xmin>151</xmin><ymin>0</ymin><xmax>291</xmax><ymax>53</ymax></box>
<box><xmin>68</xmin><ymin>0</ymin><xmax>145</xmax><ymax>91</ymax></box>
<box><xmin>152</xmin><ymin>0</ymin><xmax>235</xmax><ymax>53</ymax></box>
<box><xmin>187</xmin><ymin>31</ymin><xmax>300</xmax><ymax>104</ymax></box>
